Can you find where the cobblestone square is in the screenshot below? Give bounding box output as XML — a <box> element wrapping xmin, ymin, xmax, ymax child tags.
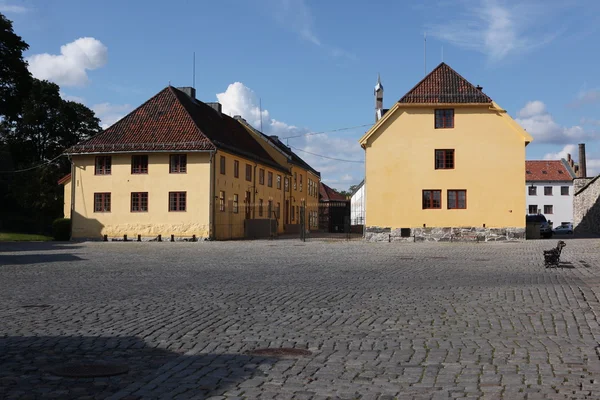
<box><xmin>3</xmin><ymin>239</ymin><xmax>600</xmax><ymax>399</ymax></box>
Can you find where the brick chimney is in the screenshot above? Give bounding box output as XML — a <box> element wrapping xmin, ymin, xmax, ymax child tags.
<box><xmin>578</xmin><ymin>143</ymin><xmax>587</xmax><ymax>178</ymax></box>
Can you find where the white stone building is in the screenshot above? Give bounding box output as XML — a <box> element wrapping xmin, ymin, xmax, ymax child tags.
<box><xmin>350</xmin><ymin>180</ymin><xmax>365</xmax><ymax>226</ymax></box>
<box><xmin>525</xmin><ymin>159</ymin><xmax>576</xmax><ymax>226</ymax></box>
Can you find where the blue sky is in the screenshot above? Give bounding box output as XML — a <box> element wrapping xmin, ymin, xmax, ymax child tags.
<box><xmin>5</xmin><ymin>0</ymin><xmax>600</xmax><ymax>189</ymax></box>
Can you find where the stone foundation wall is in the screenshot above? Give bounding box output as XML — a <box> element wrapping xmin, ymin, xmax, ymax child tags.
<box><xmin>365</xmin><ymin>226</ymin><xmax>526</xmax><ymax>242</ymax></box>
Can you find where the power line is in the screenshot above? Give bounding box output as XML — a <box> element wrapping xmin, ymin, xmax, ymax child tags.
<box><xmin>282</xmin><ymin>123</ymin><xmax>373</xmax><ymax>140</ymax></box>
<box><xmin>0</xmin><ymin>154</ymin><xmax>65</xmax><ymax>174</ymax></box>
<box><xmin>288</xmin><ymin>146</ymin><xmax>364</xmax><ymax>163</ymax></box>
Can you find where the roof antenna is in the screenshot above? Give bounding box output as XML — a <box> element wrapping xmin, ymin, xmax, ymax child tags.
<box><xmin>424</xmin><ymin>32</ymin><xmax>427</xmax><ymax>75</ymax></box>
<box><xmin>259</xmin><ymin>98</ymin><xmax>263</xmax><ymax>132</ymax></box>
<box><xmin>441</xmin><ymin>45</ymin><xmax>444</xmax><ymax>63</ymax></box>
<box><xmin>192</xmin><ymin>52</ymin><xmax>196</xmax><ymax>89</ymax></box>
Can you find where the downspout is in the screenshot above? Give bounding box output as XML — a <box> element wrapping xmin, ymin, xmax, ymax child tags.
<box><xmin>70</xmin><ymin>156</ymin><xmax>75</xmax><ymax>240</ymax></box>
<box><xmin>209</xmin><ymin>150</ymin><xmax>216</xmax><ymax>240</ymax></box>
<box><xmin>363</xmin><ymin>144</ymin><xmax>367</xmax><ymax>238</ymax></box>
<box><xmin>252</xmin><ymin>163</ymin><xmax>257</xmax><ymax>219</ymax></box>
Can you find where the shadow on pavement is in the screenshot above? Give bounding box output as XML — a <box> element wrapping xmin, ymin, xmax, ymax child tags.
<box><xmin>0</xmin><ymin>253</ymin><xmax>84</xmax><ymax>265</ymax></box>
<box><xmin>0</xmin><ymin>242</ymin><xmax>82</xmax><ymax>253</ymax></box>
<box><xmin>0</xmin><ymin>335</ymin><xmax>277</xmax><ymax>399</ymax></box>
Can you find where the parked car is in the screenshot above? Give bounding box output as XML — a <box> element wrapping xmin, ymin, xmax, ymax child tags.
<box><xmin>526</xmin><ymin>214</ymin><xmax>553</xmax><ymax>238</ymax></box>
<box><xmin>553</xmin><ymin>223</ymin><xmax>573</xmax><ymax>235</ymax></box>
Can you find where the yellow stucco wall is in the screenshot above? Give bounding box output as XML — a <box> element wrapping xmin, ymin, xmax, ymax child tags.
<box><xmin>239</xmin><ymin>124</ymin><xmax>321</xmax><ymax>231</ymax></box>
<box><xmin>363</xmin><ymin>106</ymin><xmax>528</xmax><ymax>229</ymax></box>
<box><xmin>213</xmin><ymin>150</ymin><xmax>320</xmax><ymax>239</ymax></box>
<box><xmin>70</xmin><ymin>152</ymin><xmax>211</xmax><ymax>239</ymax></box>
<box><xmin>63</xmin><ymin>179</ymin><xmax>71</xmax><ymax>219</ymax></box>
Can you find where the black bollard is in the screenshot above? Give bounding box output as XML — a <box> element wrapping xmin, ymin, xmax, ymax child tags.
<box><xmin>137</xmin><ymin>234</ymin><xmax>141</xmax><ymax>242</ymax></box>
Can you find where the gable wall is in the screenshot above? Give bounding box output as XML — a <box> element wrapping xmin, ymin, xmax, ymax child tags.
<box><xmin>364</xmin><ymin>106</ymin><xmax>526</xmax><ymax>232</ymax></box>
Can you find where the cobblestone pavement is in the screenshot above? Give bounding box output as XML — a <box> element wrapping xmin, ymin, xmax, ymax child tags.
<box><xmin>3</xmin><ymin>239</ymin><xmax>600</xmax><ymax>399</ymax></box>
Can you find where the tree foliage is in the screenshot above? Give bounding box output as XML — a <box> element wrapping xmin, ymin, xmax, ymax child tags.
<box><xmin>0</xmin><ymin>12</ymin><xmax>31</xmax><ymax>121</ymax></box>
<box><xmin>0</xmin><ymin>13</ymin><xmax>101</xmax><ymax>233</ymax></box>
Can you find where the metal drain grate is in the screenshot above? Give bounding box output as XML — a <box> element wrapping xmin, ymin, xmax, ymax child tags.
<box><xmin>246</xmin><ymin>348</ymin><xmax>312</xmax><ymax>357</ymax></box>
<box><xmin>50</xmin><ymin>363</ymin><xmax>129</xmax><ymax>378</ymax></box>
<box><xmin>22</xmin><ymin>304</ymin><xmax>51</xmax><ymax>309</ymax></box>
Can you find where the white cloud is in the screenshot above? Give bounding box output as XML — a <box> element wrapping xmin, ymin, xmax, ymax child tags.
<box><xmin>515</xmin><ymin>100</ymin><xmax>587</xmax><ymax>144</ymax></box>
<box><xmin>542</xmin><ymin>144</ymin><xmax>578</xmax><ymax>161</ymax></box>
<box><xmin>569</xmin><ymin>88</ymin><xmax>600</xmax><ymax>108</ymax></box>
<box><xmin>217</xmin><ymin>82</ymin><xmax>307</xmax><ymax>137</ymax></box>
<box><xmin>270</xmin><ymin>0</ymin><xmax>320</xmax><ymax>45</ymax></box>
<box><xmin>266</xmin><ymin>0</ymin><xmax>355</xmax><ymax>61</ymax></box>
<box><xmin>216</xmin><ymin>81</ymin><xmax>364</xmax><ymax>190</ymax></box>
<box><xmin>92</xmin><ymin>103</ymin><xmax>133</xmax><ymax>129</ymax></box>
<box><xmin>59</xmin><ymin>92</ymin><xmax>86</xmax><ymax>104</ymax></box>
<box><xmin>26</xmin><ymin>37</ymin><xmax>108</xmax><ymax>87</ymax></box>
<box><xmin>0</xmin><ymin>3</ymin><xmax>29</xmax><ymax>13</ymax></box>
<box><xmin>542</xmin><ymin>144</ymin><xmax>600</xmax><ymax>176</ymax></box>
<box><xmin>427</xmin><ymin>0</ymin><xmax>562</xmax><ymax>61</ymax></box>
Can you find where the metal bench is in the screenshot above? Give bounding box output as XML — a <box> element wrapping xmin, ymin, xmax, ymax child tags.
<box><xmin>544</xmin><ymin>240</ymin><xmax>566</xmax><ymax>268</ymax></box>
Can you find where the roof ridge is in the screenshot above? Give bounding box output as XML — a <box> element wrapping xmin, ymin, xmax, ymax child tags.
<box><xmin>398</xmin><ymin>62</ymin><xmax>492</xmax><ymax>104</ymax></box>
<box><xmin>168</xmin><ymin>86</ymin><xmax>217</xmax><ymax>149</ymax></box>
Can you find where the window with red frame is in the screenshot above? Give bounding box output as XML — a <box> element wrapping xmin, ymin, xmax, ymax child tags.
<box><xmin>131</xmin><ymin>192</ymin><xmax>148</xmax><ymax>212</ymax></box>
<box><xmin>234</xmin><ymin>160</ymin><xmax>239</xmax><ymax>178</ymax></box>
<box><xmin>94</xmin><ymin>192</ymin><xmax>111</xmax><ymax>212</ymax></box>
<box><xmin>169</xmin><ymin>154</ymin><xmax>186</xmax><ymax>173</ymax></box>
<box><xmin>131</xmin><ymin>155</ymin><xmax>148</xmax><ymax>174</ymax></box>
<box><xmin>435</xmin><ymin>149</ymin><xmax>454</xmax><ymax>169</ymax></box>
<box><xmin>422</xmin><ymin>190</ymin><xmax>441</xmax><ymax>209</ymax></box>
<box><xmin>95</xmin><ymin>156</ymin><xmax>111</xmax><ymax>175</ymax></box>
<box><xmin>435</xmin><ymin>109</ymin><xmax>454</xmax><ymax>128</ymax></box>
<box><xmin>447</xmin><ymin>190</ymin><xmax>466</xmax><ymax>209</ymax></box>
<box><xmin>169</xmin><ymin>192</ymin><xmax>186</xmax><ymax>211</ymax></box>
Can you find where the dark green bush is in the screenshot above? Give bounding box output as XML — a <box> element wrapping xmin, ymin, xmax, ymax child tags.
<box><xmin>52</xmin><ymin>218</ymin><xmax>71</xmax><ymax>241</ymax></box>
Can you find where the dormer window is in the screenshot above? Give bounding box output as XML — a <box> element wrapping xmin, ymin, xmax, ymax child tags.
<box><xmin>542</xmin><ymin>171</ymin><xmax>547</xmax><ymax>175</ymax></box>
<box><xmin>435</xmin><ymin>109</ymin><xmax>454</xmax><ymax>129</ymax></box>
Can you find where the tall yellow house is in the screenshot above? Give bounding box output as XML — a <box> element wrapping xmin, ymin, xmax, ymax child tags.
<box><xmin>60</xmin><ymin>86</ymin><xmax>320</xmax><ymax>240</ymax></box>
<box><xmin>359</xmin><ymin>63</ymin><xmax>533</xmax><ymax>242</ymax></box>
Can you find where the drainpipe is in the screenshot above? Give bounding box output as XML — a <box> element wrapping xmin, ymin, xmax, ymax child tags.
<box><xmin>209</xmin><ymin>150</ymin><xmax>216</xmax><ymax>240</ymax></box>
<box><xmin>363</xmin><ymin>146</ymin><xmax>367</xmax><ymax>238</ymax></box>
<box><xmin>70</xmin><ymin>156</ymin><xmax>75</xmax><ymax>240</ymax></box>
<box><xmin>252</xmin><ymin>163</ymin><xmax>257</xmax><ymax>219</ymax></box>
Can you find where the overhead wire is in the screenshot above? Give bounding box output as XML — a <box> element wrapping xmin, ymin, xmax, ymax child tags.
<box><xmin>0</xmin><ymin>154</ymin><xmax>65</xmax><ymax>174</ymax></box>
<box><xmin>288</xmin><ymin>146</ymin><xmax>364</xmax><ymax>163</ymax></box>
<box><xmin>281</xmin><ymin>123</ymin><xmax>372</xmax><ymax>139</ymax></box>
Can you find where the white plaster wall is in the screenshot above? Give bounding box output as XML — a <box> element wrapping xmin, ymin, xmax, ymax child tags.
<box><xmin>351</xmin><ymin>184</ymin><xmax>365</xmax><ymax>225</ymax></box>
<box><xmin>525</xmin><ymin>181</ymin><xmax>573</xmax><ymax>225</ymax></box>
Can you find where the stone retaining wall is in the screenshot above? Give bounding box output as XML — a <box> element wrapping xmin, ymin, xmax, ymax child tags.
<box><xmin>365</xmin><ymin>226</ymin><xmax>526</xmax><ymax>242</ymax></box>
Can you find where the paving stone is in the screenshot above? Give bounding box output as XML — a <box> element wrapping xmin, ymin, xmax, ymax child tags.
<box><xmin>3</xmin><ymin>239</ymin><xmax>600</xmax><ymax>399</ymax></box>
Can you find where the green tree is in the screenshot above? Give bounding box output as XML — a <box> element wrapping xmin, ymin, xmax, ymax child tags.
<box><xmin>0</xmin><ymin>79</ymin><xmax>101</xmax><ymax>232</ymax></box>
<box><xmin>0</xmin><ymin>12</ymin><xmax>32</xmax><ymax>121</ymax></box>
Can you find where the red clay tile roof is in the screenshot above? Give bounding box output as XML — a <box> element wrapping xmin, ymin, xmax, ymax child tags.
<box><xmin>319</xmin><ymin>182</ymin><xmax>348</xmax><ymax>202</ymax></box>
<box><xmin>525</xmin><ymin>160</ymin><xmax>575</xmax><ymax>181</ymax></box>
<box><xmin>67</xmin><ymin>87</ymin><xmax>215</xmax><ymax>154</ymax></box>
<box><xmin>57</xmin><ymin>173</ymin><xmax>71</xmax><ymax>185</ymax></box>
<box><xmin>65</xmin><ymin>87</ymin><xmax>287</xmax><ymax>172</ymax></box>
<box><xmin>399</xmin><ymin>62</ymin><xmax>493</xmax><ymax>104</ymax></box>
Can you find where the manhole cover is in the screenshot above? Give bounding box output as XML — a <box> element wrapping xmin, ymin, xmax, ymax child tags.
<box><xmin>22</xmin><ymin>304</ymin><xmax>51</xmax><ymax>308</ymax></box>
<box><xmin>50</xmin><ymin>363</ymin><xmax>129</xmax><ymax>378</ymax></box>
<box><xmin>246</xmin><ymin>348</ymin><xmax>312</xmax><ymax>357</ymax></box>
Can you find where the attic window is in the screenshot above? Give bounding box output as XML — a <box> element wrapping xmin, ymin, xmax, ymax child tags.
<box><xmin>526</xmin><ymin>170</ymin><xmax>531</xmax><ymax>174</ymax></box>
<box><xmin>558</xmin><ymin>170</ymin><xmax>563</xmax><ymax>174</ymax></box>
<box><xmin>542</xmin><ymin>171</ymin><xmax>547</xmax><ymax>174</ymax></box>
